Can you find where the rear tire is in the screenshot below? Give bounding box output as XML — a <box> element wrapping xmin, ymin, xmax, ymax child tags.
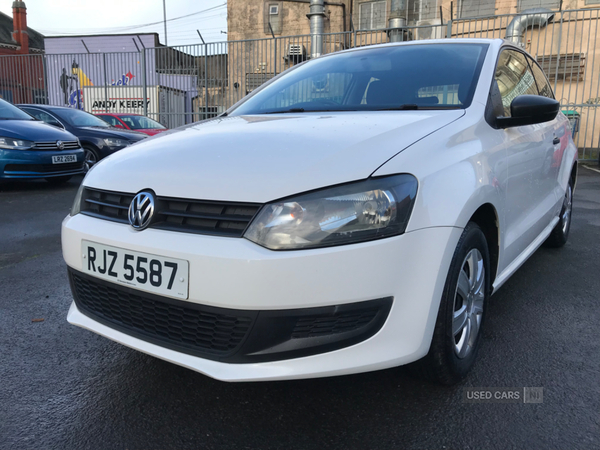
<box><xmin>45</xmin><ymin>176</ymin><xmax>72</xmax><ymax>184</ymax></box>
<box><xmin>543</xmin><ymin>178</ymin><xmax>573</xmax><ymax>248</ymax></box>
<box><xmin>409</xmin><ymin>222</ymin><xmax>490</xmax><ymax>385</ymax></box>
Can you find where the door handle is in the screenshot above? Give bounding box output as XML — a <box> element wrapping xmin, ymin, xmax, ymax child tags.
<box><xmin>553</xmin><ymin>137</ymin><xmax>560</xmax><ymax>145</ymax></box>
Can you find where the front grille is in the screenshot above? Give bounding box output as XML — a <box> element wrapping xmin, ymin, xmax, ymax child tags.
<box><xmin>34</xmin><ymin>140</ymin><xmax>80</xmax><ymax>150</ymax></box>
<box><xmin>4</xmin><ymin>162</ymin><xmax>84</xmax><ymax>174</ymax></box>
<box><xmin>81</xmin><ymin>187</ymin><xmax>262</xmax><ymax>237</ymax></box>
<box><xmin>291</xmin><ymin>310</ymin><xmax>380</xmax><ymax>339</ymax></box>
<box><xmin>83</xmin><ymin>189</ymin><xmax>134</xmax><ymax>224</ymax></box>
<box><xmin>70</xmin><ymin>271</ymin><xmax>255</xmax><ymax>358</ymax></box>
<box><xmin>69</xmin><ymin>268</ymin><xmax>393</xmax><ymax>363</ymax></box>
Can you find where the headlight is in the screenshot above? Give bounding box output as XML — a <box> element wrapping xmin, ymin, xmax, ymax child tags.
<box><xmin>244</xmin><ymin>174</ymin><xmax>418</xmax><ymax>250</ymax></box>
<box><xmin>0</xmin><ymin>137</ymin><xmax>34</xmax><ymax>150</ymax></box>
<box><xmin>70</xmin><ymin>182</ymin><xmax>85</xmax><ymax>216</ymax></box>
<box><xmin>103</xmin><ymin>138</ymin><xmax>129</xmax><ymax>148</ymax></box>
<box><xmin>70</xmin><ymin>163</ymin><xmax>99</xmax><ymax>216</ymax></box>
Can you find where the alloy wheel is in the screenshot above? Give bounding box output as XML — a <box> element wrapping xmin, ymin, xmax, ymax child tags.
<box><xmin>84</xmin><ymin>149</ymin><xmax>97</xmax><ymax>171</ymax></box>
<box><xmin>452</xmin><ymin>248</ymin><xmax>485</xmax><ymax>359</ymax></box>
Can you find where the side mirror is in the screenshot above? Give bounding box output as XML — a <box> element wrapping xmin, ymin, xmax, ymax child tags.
<box><xmin>48</xmin><ymin>120</ymin><xmax>64</xmax><ymax>129</ymax></box>
<box><xmin>496</xmin><ymin>95</ymin><xmax>560</xmax><ymax>128</ymax></box>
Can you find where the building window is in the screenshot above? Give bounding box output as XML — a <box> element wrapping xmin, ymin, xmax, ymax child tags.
<box><xmin>517</xmin><ymin>0</ymin><xmax>560</xmax><ymax>12</ymax></box>
<box><xmin>585</xmin><ymin>0</ymin><xmax>600</xmax><ymax>4</ymax></box>
<box><xmin>359</xmin><ymin>1</ymin><xmax>387</xmax><ymax>30</ymax></box>
<box><xmin>536</xmin><ymin>53</ymin><xmax>586</xmax><ymax>81</ymax></box>
<box><xmin>459</xmin><ymin>0</ymin><xmax>496</xmax><ymax>19</ymax></box>
<box><xmin>264</xmin><ymin>2</ymin><xmax>282</xmax><ymax>35</ymax></box>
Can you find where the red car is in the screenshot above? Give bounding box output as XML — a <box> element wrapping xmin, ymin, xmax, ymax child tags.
<box><xmin>95</xmin><ymin>113</ymin><xmax>168</xmax><ymax>136</ymax></box>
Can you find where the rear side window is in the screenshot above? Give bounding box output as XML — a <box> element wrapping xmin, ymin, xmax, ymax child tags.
<box><xmin>527</xmin><ymin>57</ymin><xmax>555</xmax><ymax>99</ymax></box>
<box><xmin>494</xmin><ymin>49</ymin><xmax>538</xmax><ymax>117</ymax></box>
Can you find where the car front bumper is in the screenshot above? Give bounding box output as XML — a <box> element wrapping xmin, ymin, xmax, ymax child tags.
<box><xmin>62</xmin><ymin>213</ymin><xmax>461</xmax><ymax>381</ymax></box>
<box><xmin>0</xmin><ymin>148</ymin><xmax>85</xmax><ymax>179</ymax></box>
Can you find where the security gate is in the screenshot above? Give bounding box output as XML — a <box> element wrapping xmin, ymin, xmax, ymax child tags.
<box><xmin>1</xmin><ymin>8</ymin><xmax>599</xmax><ymax>162</ymax></box>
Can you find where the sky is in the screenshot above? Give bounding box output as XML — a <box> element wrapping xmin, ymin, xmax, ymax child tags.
<box><xmin>0</xmin><ymin>0</ymin><xmax>228</xmax><ymax>47</ymax></box>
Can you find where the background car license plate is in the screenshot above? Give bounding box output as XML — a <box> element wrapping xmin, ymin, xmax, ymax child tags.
<box><xmin>52</xmin><ymin>155</ymin><xmax>77</xmax><ymax>164</ymax></box>
<box><xmin>81</xmin><ymin>240</ymin><xmax>189</xmax><ymax>299</ymax></box>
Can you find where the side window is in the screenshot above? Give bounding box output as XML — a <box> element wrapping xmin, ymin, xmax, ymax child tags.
<box><xmin>98</xmin><ymin>115</ymin><xmax>116</xmax><ymax>126</ymax></box>
<box><xmin>121</xmin><ymin>117</ymin><xmax>136</xmax><ymax>128</ymax></box>
<box><xmin>494</xmin><ymin>49</ymin><xmax>538</xmax><ymax>117</ymax></box>
<box><xmin>527</xmin><ymin>57</ymin><xmax>555</xmax><ymax>99</ymax></box>
<box><xmin>25</xmin><ymin>108</ymin><xmax>59</xmax><ymax>125</ymax></box>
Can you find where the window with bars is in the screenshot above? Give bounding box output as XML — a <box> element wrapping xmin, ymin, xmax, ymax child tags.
<box><xmin>536</xmin><ymin>54</ymin><xmax>586</xmax><ymax>81</ymax></box>
<box><xmin>517</xmin><ymin>0</ymin><xmax>560</xmax><ymax>12</ymax></box>
<box><xmin>359</xmin><ymin>1</ymin><xmax>387</xmax><ymax>30</ymax></box>
<box><xmin>459</xmin><ymin>0</ymin><xmax>496</xmax><ymax>19</ymax></box>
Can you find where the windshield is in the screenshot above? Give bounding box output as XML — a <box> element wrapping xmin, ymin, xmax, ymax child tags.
<box><xmin>53</xmin><ymin>108</ymin><xmax>111</xmax><ymax>127</ymax></box>
<box><xmin>118</xmin><ymin>115</ymin><xmax>166</xmax><ymax>130</ymax></box>
<box><xmin>231</xmin><ymin>43</ymin><xmax>488</xmax><ymax>115</ymax></box>
<box><xmin>0</xmin><ymin>99</ymin><xmax>35</xmax><ymax>120</ymax></box>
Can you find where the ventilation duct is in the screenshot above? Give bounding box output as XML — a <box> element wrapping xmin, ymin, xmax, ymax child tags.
<box><xmin>307</xmin><ymin>0</ymin><xmax>326</xmax><ymax>58</ymax></box>
<box><xmin>505</xmin><ymin>8</ymin><xmax>555</xmax><ymax>47</ymax></box>
<box><xmin>388</xmin><ymin>0</ymin><xmax>408</xmax><ymax>42</ymax></box>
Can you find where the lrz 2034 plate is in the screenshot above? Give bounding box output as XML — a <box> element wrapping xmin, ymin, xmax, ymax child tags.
<box><xmin>52</xmin><ymin>155</ymin><xmax>77</xmax><ymax>164</ymax></box>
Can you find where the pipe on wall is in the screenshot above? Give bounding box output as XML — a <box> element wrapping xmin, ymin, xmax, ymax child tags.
<box><xmin>307</xmin><ymin>0</ymin><xmax>326</xmax><ymax>57</ymax></box>
<box><xmin>389</xmin><ymin>0</ymin><xmax>407</xmax><ymax>43</ymax></box>
<box><xmin>505</xmin><ymin>8</ymin><xmax>555</xmax><ymax>47</ymax></box>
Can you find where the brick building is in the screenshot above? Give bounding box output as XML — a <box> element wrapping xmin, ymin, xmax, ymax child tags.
<box><xmin>0</xmin><ymin>1</ymin><xmax>45</xmax><ymax>103</ymax></box>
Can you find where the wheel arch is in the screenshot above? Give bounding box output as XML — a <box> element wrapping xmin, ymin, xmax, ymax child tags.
<box><xmin>468</xmin><ymin>203</ymin><xmax>500</xmax><ymax>286</ymax></box>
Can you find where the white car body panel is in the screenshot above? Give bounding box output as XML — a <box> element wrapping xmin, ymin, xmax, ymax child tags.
<box><xmin>84</xmin><ymin>110</ymin><xmax>464</xmax><ymax>203</ymax></box>
<box><xmin>62</xmin><ymin>39</ymin><xmax>578</xmax><ymax>381</ymax></box>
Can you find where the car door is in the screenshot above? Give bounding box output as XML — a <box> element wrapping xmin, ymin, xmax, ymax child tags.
<box><xmin>494</xmin><ymin>48</ymin><xmax>558</xmax><ymax>265</ymax></box>
<box><xmin>527</xmin><ymin>55</ymin><xmax>567</xmax><ymax>205</ymax></box>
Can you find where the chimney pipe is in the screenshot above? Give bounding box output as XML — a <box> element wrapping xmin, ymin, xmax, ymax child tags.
<box><xmin>12</xmin><ymin>1</ymin><xmax>29</xmax><ymax>54</ymax></box>
<box><xmin>307</xmin><ymin>0</ymin><xmax>326</xmax><ymax>58</ymax></box>
<box><xmin>388</xmin><ymin>0</ymin><xmax>407</xmax><ymax>42</ymax></box>
<box><xmin>505</xmin><ymin>8</ymin><xmax>554</xmax><ymax>48</ymax></box>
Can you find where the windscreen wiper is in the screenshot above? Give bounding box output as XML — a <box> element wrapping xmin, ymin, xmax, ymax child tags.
<box><xmin>264</xmin><ymin>108</ymin><xmax>305</xmax><ymax>114</ymax></box>
<box><xmin>376</xmin><ymin>104</ymin><xmax>419</xmax><ymax>111</ymax></box>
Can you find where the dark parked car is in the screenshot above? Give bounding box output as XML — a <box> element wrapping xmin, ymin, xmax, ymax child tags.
<box><xmin>0</xmin><ymin>99</ymin><xmax>84</xmax><ymax>183</ymax></box>
<box><xmin>18</xmin><ymin>105</ymin><xmax>147</xmax><ymax>168</ymax></box>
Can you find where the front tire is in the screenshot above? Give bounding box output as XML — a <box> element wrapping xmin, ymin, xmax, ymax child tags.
<box><xmin>410</xmin><ymin>222</ymin><xmax>490</xmax><ymax>385</ymax></box>
<box><xmin>83</xmin><ymin>146</ymin><xmax>99</xmax><ymax>171</ymax></box>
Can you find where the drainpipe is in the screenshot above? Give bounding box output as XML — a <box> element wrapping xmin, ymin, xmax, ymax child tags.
<box><xmin>307</xmin><ymin>0</ymin><xmax>326</xmax><ymax>58</ymax></box>
<box><xmin>505</xmin><ymin>8</ymin><xmax>555</xmax><ymax>48</ymax></box>
<box><xmin>388</xmin><ymin>0</ymin><xmax>407</xmax><ymax>42</ymax></box>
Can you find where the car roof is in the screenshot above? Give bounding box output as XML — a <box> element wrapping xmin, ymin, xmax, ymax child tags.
<box><xmin>96</xmin><ymin>113</ymin><xmax>142</xmax><ymax>117</ymax></box>
<box><xmin>17</xmin><ymin>104</ymin><xmax>79</xmax><ymax>112</ymax></box>
<box><xmin>326</xmin><ymin>38</ymin><xmax>507</xmax><ymax>57</ymax></box>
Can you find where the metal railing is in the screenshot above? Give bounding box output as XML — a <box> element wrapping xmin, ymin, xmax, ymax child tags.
<box><xmin>1</xmin><ymin>8</ymin><xmax>599</xmax><ymax>161</ymax></box>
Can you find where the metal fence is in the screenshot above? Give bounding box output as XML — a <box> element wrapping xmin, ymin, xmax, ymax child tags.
<box><xmin>1</xmin><ymin>8</ymin><xmax>600</xmax><ymax>161</ymax></box>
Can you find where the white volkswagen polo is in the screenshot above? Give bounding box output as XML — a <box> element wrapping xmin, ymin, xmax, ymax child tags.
<box><xmin>62</xmin><ymin>39</ymin><xmax>577</xmax><ymax>384</ymax></box>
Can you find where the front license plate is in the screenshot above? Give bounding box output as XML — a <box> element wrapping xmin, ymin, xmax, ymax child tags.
<box><xmin>81</xmin><ymin>241</ymin><xmax>189</xmax><ymax>299</ymax></box>
<box><xmin>52</xmin><ymin>155</ymin><xmax>77</xmax><ymax>164</ymax></box>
